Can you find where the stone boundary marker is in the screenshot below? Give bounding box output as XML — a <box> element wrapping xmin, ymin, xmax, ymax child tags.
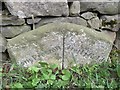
<box><xmin>7</xmin><ymin>23</ymin><xmax>114</xmax><ymax>68</ymax></box>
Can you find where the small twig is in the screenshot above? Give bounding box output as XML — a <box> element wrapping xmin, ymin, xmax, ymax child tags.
<box><xmin>31</xmin><ymin>15</ymin><xmax>35</xmax><ymax>30</ymax></box>
<box><xmin>62</xmin><ymin>34</ymin><xmax>65</xmax><ymax>69</ymax></box>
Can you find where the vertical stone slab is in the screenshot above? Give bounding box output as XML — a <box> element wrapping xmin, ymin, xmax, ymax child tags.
<box><xmin>1</xmin><ymin>25</ymin><xmax>31</xmax><ymax>38</ymax></box>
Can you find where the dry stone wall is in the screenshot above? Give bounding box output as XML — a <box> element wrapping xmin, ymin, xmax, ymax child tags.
<box><xmin>0</xmin><ymin>0</ymin><xmax>119</xmax><ymax>68</ymax></box>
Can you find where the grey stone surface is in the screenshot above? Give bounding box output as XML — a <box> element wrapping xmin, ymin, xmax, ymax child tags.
<box><xmin>7</xmin><ymin>23</ymin><xmax>114</xmax><ymax>68</ymax></box>
<box><xmin>0</xmin><ymin>52</ymin><xmax>8</xmax><ymax>62</ymax></box>
<box><xmin>0</xmin><ymin>2</ymin><xmax>2</xmax><ymax>10</ymax></box>
<box><xmin>5</xmin><ymin>0</ymin><xmax>69</xmax><ymax>18</ymax></box>
<box><xmin>0</xmin><ymin>11</ymin><xmax>1</xmax><ymax>16</ymax></box>
<box><xmin>2</xmin><ymin>9</ymin><xmax>10</xmax><ymax>16</ymax></box>
<box><xmin>36</xmin><ymin>17</ymin><xmax>87</xmax><ymax>28</ymax></box>
<box><xmin>81</xmin><ymin>12</ymin><xmax>97</xmax><ymax>20</ymax></box>
<box><xmin>69</xmin><ymin>1</ymin><xmax>80</xmax><ymax>16</ymax></box>
<box><xmin>64</xmin><ymin>31</ymin><xmax>114</xmax><ymax>67</ymax></box>
<box><xmin>80</xmin><ymin>1</ymin><xmax>120</xmax><ymax>14</ymax></box>
<box><xmin>0</xmin><ymin>2</ymin><xmax>2</xmax><ymax>16</ymax></box>
<box><xmin>0</xmin><ymin>15</ymin><xmax>25</xmax><ymax>26</ymax></box>
<box><xmin>27</xmin><ymin>17</ymin><xmax>41</xmax><ymax>24</ymax></box>
<box><xmin>1</xmin><ymin>25</ymin><xmax>31</xmax><ymax>38</ymax></box>
<box><xmin>0</xmin><ymin>52</ymin><xmax>8</xmax><ymax>67</ymax></box>
<box><xmin>101</xmin><ymin>30</ymin><xmax>116</xmax><ymax>42</ymax></box>
<box><xmin>101</xmin><ymin>15</ymin><xmax>120</xmax><ymax>31</ymax></box>
<box><xmin>0</xmin><ymin>33</ymin><xmax>7</xmax><ymax>52</ymax></box>
<box><xmin>88</xmin><ymin>17</ymin><xmax>102</xmax><ymax>30</ymax></box>
<box><xmin>115</xmin><ymin>30</ymin><xmax>120</xmax><ymax>50</ymax></box>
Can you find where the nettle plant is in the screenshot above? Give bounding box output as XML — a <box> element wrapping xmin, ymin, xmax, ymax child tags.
<box><xmin>1</xmin><ymin>49</ymin><xmax>120</xmax><ymax>89</ymax></box>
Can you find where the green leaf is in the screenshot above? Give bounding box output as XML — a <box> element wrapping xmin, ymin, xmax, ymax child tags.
<box><xmin>36</xmin><ymin>82</ymin><xmax>47</xmax><ymax>88</ymax></box>
<box><xmin>50</xmin><ymin>74</ymin><xmax>56</xmax><ymax>80</ymax></box>
<box><xmin>84</xmin><ymin>79</ymin><xmax>91</xmax><ymax>88</ymax></box>
<box><xmin>62</xmin><ymin>69</ymin><xmax>71</xmax><ymax>77</ymax></box>
<box><xmin>56</xmin><ymin>70</ymin><xmax>59</xmax><ymax>74</ymax></box>
<box><xmin>0</xmin><ymin>68</ymin><xmax>2</xmax><ymax>77</ymax></box>
<box><xmin>0</xmin><ymin>73</ymin><xmax>2</xmax><ymax>77</ymax></box>
<box><xmin>62</xmin><ymin>69</ymin><xmax>70</xmax><ymax>75</ymax></box>
<box><xmin>0</xmin><ymin>68</ymin><xmax>2</xmax><ymax>72</ymax></box>
<box><xmin>47</xmin><ymin>69</ymin><xmax>52</xmax><ymax>74</ymax></box>
<box><xmin>70</xmin><ymin>67</ymin><xmax>76</xmax><ymax>72</ymax></box>
<box><xmin>117</xmin><ymin>65</ymin><xmax>120</xmax><ymax>77</ymax></box>
<box><xmin>28</xmin><ymin>66</ymin><xmax>40</xmax><ymax>73</ymax></box>
<box><xmin>39</xmin><ymin>62</ymin><xmax>48</xmax><ymax>67</ymax></box>
<box><xmin>50</xmin><ymin>64</ymin><xmax>58</xmax><ymax>69</ymax></box>
<box><xmin>41</xmin><ymin>68</ymin><xmax>48</xmax><ymax>75</ymax></box>
<box><xmin>32</xmin><ymin>78</ymin><xmax>40</xmax><ymax>86</ymax></box>
<box><xmin>22</xmin><ymin>77</ymin><xmax>27</xmax><ymax>81</ymax></box>
<box><xmin>109</xmin><ymin>79</ymin><xmax>117</xmax><ymax>88</ymax></box>
<box><xmin>62</xmin><ymin>75</ymin><xmax>70</xmax><ymax>81</ymax></box>
<box><xmin>13</xmin><ymin>83</ymin><xmax>23</xmax><ymax>88</ymax></box>
<box><xmin>43</xmin><ymin>73</ymin><xmax>49</xmax><ymax>80</ymax></box>
<box><xmin>47</xmin><ymin>80</ymin><xmax>54</xmax><ymax>85</ymax></box>
<box><xmin>61</xmin><ymin>69</ymin><xmax>71</xmax><ymax>81</ymax></box>
<box><xmin>95</xmin><ymin>73</ymin><xmax>98</xmax><ymax>82</ymax></box>
<box><xmin>54</xmin><ymin>80</ymin><xmax>68</xmax><ymax>88</ymax></box>
<box><xmin>23</xmin><ymin>81</ymin><xmax>33</xmax><ymax>88</ymax></box>
<box><xmin>71</xmin><ymin>66</ymin><xmax>81</xmax><ymax>74</ymax></box>
<box><xmin>59</xmin><ymin>75</ymin><xmax>62</xmax><ymax>79</ymax></box>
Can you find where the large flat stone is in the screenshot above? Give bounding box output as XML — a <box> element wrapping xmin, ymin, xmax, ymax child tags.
<box><xmin>5</xmin><ymin>0</ymin><xmax>69</xmax><ymax>18</ymax></box>
<box><xmin>0</xmin><ymin>15</ymin><xmax>25</xmax><ymax>26</ymax></box>
<box><xmin>36</xmin><ymin>17</ymin><xmax>87</xmax><ymax>28</ymax></box>
<box><xmin>80</xmin><ymin>0</ymin><xmax>120</xmax><ymax>14</ymax></box>
<box><xmin>1</xmin><ymin>25</ymin><xmax>31</xmax><ymax>38</ymax></box>
<box><xmin>7</xmin><ymin>23</ymin><xmax>114</xmax><ymax>68</ymax></box>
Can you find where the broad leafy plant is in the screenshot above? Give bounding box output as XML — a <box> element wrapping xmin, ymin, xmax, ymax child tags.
<box><xmin>1</xmin><ymin>49</ymin><xmax>120</xmax><ymax>89</ymax></box>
